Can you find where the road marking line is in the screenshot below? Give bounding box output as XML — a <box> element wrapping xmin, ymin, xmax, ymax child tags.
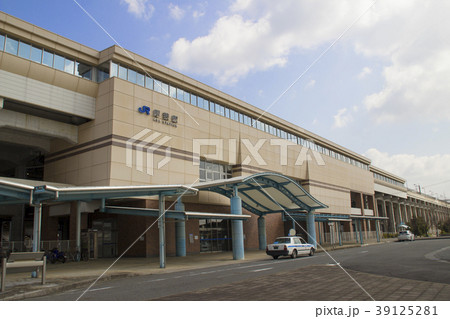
<box><xmin>146</xmin><ymin>278</ymin><xmax>166</xmax><ymax>283</ymax></box>
<box><xmin>88</xmin><ymin>286</ymin><xmax>113</xmax><ymax>292</ymax></box>
<box><xmin>251</xmin><ymin>267</ymin><xmax>273</xmax><ymax>272</ymax></box>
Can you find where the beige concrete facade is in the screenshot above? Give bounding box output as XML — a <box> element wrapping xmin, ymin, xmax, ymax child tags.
<box><xmin>1</xmin><ymin>12</ymin><xmax>449</xmax><ymax>257</ymax></box>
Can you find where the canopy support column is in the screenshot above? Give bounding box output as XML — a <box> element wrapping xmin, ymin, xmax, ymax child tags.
<box><xmin>257</xmin><ymin>215</ymin><xmax>266</xmax><ymax>250</ymax></box>
<box><xmin>306</xmin><ymin>210</ymin><xmax>317</xmax><ymax>248</ymax></box>
<box><xmin>158</xmin><ymin>194</ymin><xmax>166</xmax><ymax>268</ymax></box>
<box><xmin>32</xmin><ymin>203</ymin><xmax>42</xmax><ymax>253</ymax></box>
<box><xmin>175</xmin><ymin>198</ymin><xmax>186</xmax><ymax>257</ymax></box>
<box><xmin>31</xmin><ymin>203</ymin><xmax>42</xmax><ymax>278</ymax></box>
<box><xmin>231</xmin><ymin>186</ymin><xmax>244</xmax><ymax>260</ymax></box>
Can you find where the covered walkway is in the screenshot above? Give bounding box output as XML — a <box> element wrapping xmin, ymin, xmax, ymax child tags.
<box><xmin>0</xmin><ymin>173</ymin><xmax>327</xmax><ymax>268</ymax></box>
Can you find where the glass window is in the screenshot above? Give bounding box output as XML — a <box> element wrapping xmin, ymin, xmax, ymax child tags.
<box><xmin>136</xmin><ymin>72</ymin><xmax>144</xmax><ymax>86</ymax></box>
<box><xmin>110</xmin><ymin>62</ymin><xmax>118</xmax><ymax>77</ymax></box>
<box><xmin>176</xmin><ymin>87</ymin><xmax>184</xmax><ymax>100</ymax></box>
<box><xmin>239</xmin><ymin>113</ymin><xmax>244</xmax><ymax>123</ymax></box>
<box><xmin>118</xmin><ymin>65</ymin><xmax>127</xmax><ymax>80</ymax></box>
<box><xmin>18</xmin><ymin>42</ymin><xmax>31</xmax><ymax>59</ymax></box>
<box><xmin>30</xmin><ymin>46</ymin><xmax>42</xmax><ymax>63</ymax></box>
<box><xmin>76</xmin><ymin>62</ymin><xmax>92</xmax><ymax>80</ymax></box>
<box><xmin>0</xmin><ymin>34</ymin><xmax>4</xmax><ymax>51</ymax></box>
<box><xmin>154</xmin><ymin>79</ymin><xmax>162</xmax><ymax>93</ymax></box>
<box><xmin>203</xmin><ymin>99</ymin><xmax>209</xmax><ymax>110</ymax></box>
<box><xmin>5</xmin><ymin>36</ymin><xmax>19</xmax><ymax>55</ymax></box>
<box><xmin>127</xmin><ymin>69</ymin><xmax>137</xmax><ymax>83</ymax></box>
<box><xmin>42</xmin><ymin>50</ymin><xmax>54</xmax><ymax>67</ymax></box>
<box><xmin>225</xmin><ymin>107</ymin><xmax>230</xmax><ymax>118</ymax></box>
<box><xmin>145</xmin><ymin>76</ymin><xmax>153</xmax><ymax>89</ymax></box>
<box><xmin>161</xmin><ymin>82</ymin><xmax>169</xmax><ymax>95</ymax></box>
<box><xmin>53</xmin><ymin>54</ymin><xmax>65</xmax><ymax>71</ymax></box>
<box><xmin>209</xmin><ymin>102</ymin><xmax>215</xmax><ymax>113</ymax></box>
<box><xmin>64</xmin><ymin>58</ymin><xmax>75</xmax><ymax>74</ymax></box>
<box><xmin>197</xmin><ymin>96</ymin><xmax>204</xmax><ymax>108</ymax></box>
<box><xmin>215</xmin><ymin>103</ymin><xmax>222</xmax><ymax>115</ymax></box>
<box><xmin>184</xmin><ymin>91</ymin><xmax>190</xmax><ymax>103</ymax></box>
<box><xmin>169</xmin><ymin>85</ymin><xmax>177</xmax><ymax>98</ymax></box>
<box><xmin>230</xmin><ymin>109</ymin><xmax>235</xmax><ymax>120</ymax></box>
<box><xmin>190</xmin><ymin>94</ymin><xmax>197</xmax><ymax>106</ymax></box>
<box><xmin>97</xmin><ymin>62</ymin><xmax>110</xmax><ymax>82</ymax></box>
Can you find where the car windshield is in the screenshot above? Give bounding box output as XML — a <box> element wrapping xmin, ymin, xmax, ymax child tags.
<box><xmin>399</xmin><ymin>231</ymin><xmax>407</xmax><ymax>234</ymax></box>
<box><xmin>273</xmin><ymin>238</ymin><xmax>291</xmax><ymax>244</ymax></box>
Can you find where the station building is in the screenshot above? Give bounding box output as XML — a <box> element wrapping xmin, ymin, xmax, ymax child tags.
<box><xmin>1</xmin><ymin>12</ymin><xmax>449</xmax><ymax>260</ymax></box>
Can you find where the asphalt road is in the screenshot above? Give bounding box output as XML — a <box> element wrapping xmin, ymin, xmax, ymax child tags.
<box><xmin>29</xmin><ymin>238</ymin><xmax>450</xmax><ymax>301</ymax></box>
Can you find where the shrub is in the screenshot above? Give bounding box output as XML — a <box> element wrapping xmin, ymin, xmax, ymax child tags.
<box><xmin>408</xmin><ymin>217</ymin><xmax>429</xmax><ymax>237</ymax></box>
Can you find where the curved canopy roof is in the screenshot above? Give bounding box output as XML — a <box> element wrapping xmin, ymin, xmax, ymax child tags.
<box><xmin>194</xmin><ymin>172</ymin><xmax>327</xmax><ymax>216</ymax></box>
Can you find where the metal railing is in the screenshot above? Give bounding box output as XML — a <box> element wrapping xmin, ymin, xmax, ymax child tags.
<box><xmin>1</xmin><ymin>240</ymin><xmax>77</xmax><ymax>254</ymax></box>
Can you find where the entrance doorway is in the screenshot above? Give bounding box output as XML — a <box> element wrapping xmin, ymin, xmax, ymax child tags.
<box><xmin>199</xmin><ymin>219</ymin><xmax>231</xmax><ymax>252</ymax></box>
<box><xmin>91</xmin><ymin>218</ymin><xmax>117</xmax><ymax>258</ymax></box>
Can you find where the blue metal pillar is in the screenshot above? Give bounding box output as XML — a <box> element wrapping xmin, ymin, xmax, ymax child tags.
<box><xmin>158</xmin><ymin>195</ymin><xmax>166</xmax><ymax>268</ymax></box>
<box><xmin>175</xmin><ymin>198</ymin><xmax>186</xmax><ymax>257</ymax></box>
<box><xmin>257</xmin><ymin>215</ymin><xmax>266</xmax><ymax>250</ymax></box>
<box><xmin>231</xmin><ymin>186</ymin><xmax>244</xmax><ymax>260</ymax></box>
<box><xmin>306</xmin><ymin>210</ymin><xmax>317</xmax><ymax>248</ymax></box>
<box><xmin>32</xmin><ymin>204</ymin><xmax>42</xmax><ymax>253</ymax></box>
<box><xmin>32</xmin><ymin>203</ymin><xmax>42</xmax><ymax>278</ymax></box>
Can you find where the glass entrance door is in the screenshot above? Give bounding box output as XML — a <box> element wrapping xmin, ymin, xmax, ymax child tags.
<box><xmin>199</xmin><ymin>219</ymin><xmax>231</xmax><ymax>252</ymax></box>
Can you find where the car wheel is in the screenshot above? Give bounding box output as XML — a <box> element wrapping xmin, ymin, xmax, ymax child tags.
<box><xmin>309</xmin><ymin>248</ymin><xmax>315</xmax><ymax>256</ymax></box>
<box><xmin>291</xmin><ymin>250</ymin><xmax>297</xmax><ymax>259</ymax></box>
<box><xmin>272</xmin><ymin>256</ymin><xmax>279</xmax><ymax>260</ymax></box>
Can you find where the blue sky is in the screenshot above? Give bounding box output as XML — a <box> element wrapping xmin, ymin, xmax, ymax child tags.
<box><xmin>1</xmin><ymin>0</ymin><xmax>449</xmax><ymax>198</ymax></box>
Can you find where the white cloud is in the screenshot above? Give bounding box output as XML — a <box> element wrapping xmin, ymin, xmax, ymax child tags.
<box><xmin>357</xmin><ymin>66</ymin><xmax>372</xmax><ymax>79</ymax></box>
<box><xmin>353</xmin><ymin>1</ymin><xmax>450</xmax><ymax>123</ymax></box>
<box><xmin>168</xmin><ymin>3</ymin><xmax>185</xmax><ymax>20</ymax></box>
<box><xmin>121</xmin><ymin>0</ymin><xmax>155</xmax><ymax>20</ymax></box>
<box><xmin>365</xmin><ymin>148</ymin><xmax>450</xmax><ymax>197</ymax></box>
<box><xmin>305</xmin><ymin>79</ymin><xmax>316</xmax><ymax>89</ymax></box>
<box><xmin>168</xmin><ymin>0</ymin><xmax>450</xmax><ymax>125</ymax></box>
<box><xmin>169</xmin><ymin>0</ymin><xmax>372</xmax><ymax>85</ymax></box>
<box><xmin>333</xmin><ymin>108</ymin><xmax>353</xmax><ymax>128</ymax></box>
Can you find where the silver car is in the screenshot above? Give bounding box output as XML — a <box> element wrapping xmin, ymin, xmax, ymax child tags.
<box><xmin>398</xmin><ymin>230</ymin><xmax>415</xmax><ymax>241</ymax></box>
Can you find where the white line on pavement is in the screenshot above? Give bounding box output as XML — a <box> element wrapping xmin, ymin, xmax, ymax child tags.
<box><xmin>251</xmin><ymin>267</ymin><xmax>273</xmax><ymax>272</ymax></box>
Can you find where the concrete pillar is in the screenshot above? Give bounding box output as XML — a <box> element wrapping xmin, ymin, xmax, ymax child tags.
<box><xmin>175</xmin><ymin>199</ymin><xmax>186</xmax><ymax>257</ymax></box>
<box><xmin>389</xmin><ymin>201</ymin><xmax>396</xmax><ymax>232</ymax></box>
<box><xmin>257</xmin><ymin>215</ymin><xmax>266</xmax><ymax>250</ymax></box>
<box><xmin>306</xmin><ymin>210</ymin><xmax>317</xmax><ymax>248</ymax></box>
<box><xmin>158</xmin><ymin>195</ymin><xmax>166</xmax><ymax>268</ymax></box>
<box><xmin>231</xmin><ymin>186</ymin><xmax>244</xmax><ymax>260</ymax></box>
<box><xmin>337</xmin><ymin>222</ymin><xmax>342</xmax><ymax>246</ymax></box>
<box><xmin>76</xmin><ymin>201</ymin><xmax>81</xmax><ymax>251</ymax></box>
<box><xmin>375</xmin><ymin>220</ymin><xmax>380</xmax><ymax>242</ymax></box>
<box><xmin>318</xmin><ymin>221</ymin><xmax>323</xmax><ymax>245</ymax></box>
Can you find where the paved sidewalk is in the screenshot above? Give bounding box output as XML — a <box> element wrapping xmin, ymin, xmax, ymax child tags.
<box><xmin>5</xmin><ymin>238</ymin><xmax>446</xmax><ymax>301</ymax></box>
